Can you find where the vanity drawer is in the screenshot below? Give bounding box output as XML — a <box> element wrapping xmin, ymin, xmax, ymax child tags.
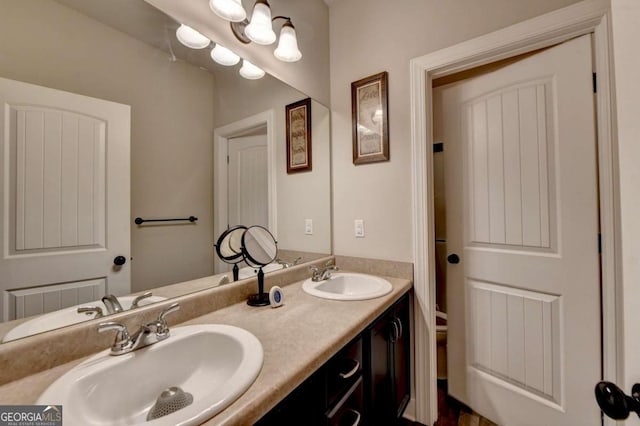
<box><xmin>326</xmin><ymin>335</ymin><xmax>363</xmax><ymax>406</ymax></box>
<box><xmin>325</xmin><ymin>376</ymin><xmax>364</xmax><ymax>426</ymax></box>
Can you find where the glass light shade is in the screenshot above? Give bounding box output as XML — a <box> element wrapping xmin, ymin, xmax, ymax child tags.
<box><xmin>210</xmin><ymin>44</ymin><xmax>240</xmax><ymax>66</ymax></box>
<box><xmin>239</xmin><ymin>60</ymin><xmax>265</xmax><ymax>80</ymax></box>
<box><xmin>273</xmin><ymin>24</ymin><xmax>302</xmax><ymax>62</ymax></box>
<box><xmin>209</xmin><ymin>0</ymin><xmax>246</xmax><ymax>22</ymax></box>
<box><xmin>175</xmin><ymin>24</ymin><xmax>210</xmax><ymax>49</ymax></box>
<box><xmin>245</xmin><ymin>2</ymin><xmax>276</xmax><ymax>45</ymax></box>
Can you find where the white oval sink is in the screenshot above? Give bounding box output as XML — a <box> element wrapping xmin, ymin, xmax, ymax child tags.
<box><xmin>302</xmin><ymin>272</ymin><xmax>392</xmax><ymax>301</ymax></box>
<box><xmin>37</xmin><ymin>324</ymin><xmax>263</xmax><ymax>425</ymax></box>
<box><xmin>2</xmin><ymin>295</ymin><xmax>166</xmax><ymax>342</ymax></box>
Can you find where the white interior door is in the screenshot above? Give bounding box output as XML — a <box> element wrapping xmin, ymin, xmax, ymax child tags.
<box><xmin>227</xmin><ymin>134</ymin><xmax>268</xmax><ymax>229</ymax></box>
<box><xmin>436</xmin><ymin>35</ymin><xmax>600</xmax><ymax>425</ymax></box>
<box><xmin>0</xmin><ymin>77</ymin><xmax>130</xmax><ymax>321</ymax></box>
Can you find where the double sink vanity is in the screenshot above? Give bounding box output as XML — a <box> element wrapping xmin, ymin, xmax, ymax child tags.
<box><xmin>0</xmin><ymin>256</ymin><xmax>413</xmax><ymax>425</ymax></box>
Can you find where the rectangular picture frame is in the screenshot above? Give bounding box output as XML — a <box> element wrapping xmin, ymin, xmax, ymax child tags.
<box><xmin>286</xmin><ymin>97</ymin><xmax>312</xmax><ymax>174</ymax></box>
<box><xmin>351</xmin><ymin>71</ymin><xmax>389</xmax><ymax>164</ymax></box>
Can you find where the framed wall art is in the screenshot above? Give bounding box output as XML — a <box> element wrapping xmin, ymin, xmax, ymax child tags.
<box><xmin>351</xmin><ymin>71</ymin><xmax>389</xmax><ymax>164</ymax></box>
<box><xmin>286</xmin><ymin>98</ymin><xmax>312</xmax><ymax>174</ymax></box>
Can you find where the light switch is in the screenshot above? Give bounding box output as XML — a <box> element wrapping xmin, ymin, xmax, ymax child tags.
<box><xmin>305</xmin><ymin>219</ymin><xmax>313</xmax><ymax>235</ymax></box>
<box><xmin>354</xmin><ymin>219</ymin><xmax>365</xmax><ymax>238</ymax></box>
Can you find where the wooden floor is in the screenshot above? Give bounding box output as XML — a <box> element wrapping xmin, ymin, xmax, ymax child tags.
<box><xmin>434</xmin><ymin>380</ymin><xmax>497</xmax><ymax>426</ymax></box>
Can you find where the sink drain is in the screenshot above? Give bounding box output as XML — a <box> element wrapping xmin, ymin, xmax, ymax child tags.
<box><xmin>147</xmin><ymin>386</ymin><xmax>194</xmax><ymax>420</ymax></box>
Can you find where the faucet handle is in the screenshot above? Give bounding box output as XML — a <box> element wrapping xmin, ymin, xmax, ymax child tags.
<box><xmin>77</xmin><ymin>306</ymin><xmax>104</xmax><ymax>318</ymax></box>
<box><xmin>130</xmin><ymin>291</ymin><xmax>152</xmax><ymax>309</ymax></box>
<box><xmin>97</xmin><ymin>322</ymin><xmax>132</xmax><ymax>351</ymax></box>
<box><xmin>158</xmin><ymin>302</ymin><xmax>180</xmax><ymax>324</ymax></box>
<box><xmin>153</xmin><ymin>303</ymin><xmax>180</xmax><ymax>338</ymax></box>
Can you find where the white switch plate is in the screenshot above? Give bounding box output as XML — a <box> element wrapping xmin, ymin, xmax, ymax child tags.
<box><xmin>354</xmin><ymin>219</ymin><xmax>365</xmax><ymax>238</ymax></box>
<box><xmin>305</xmin><ymin>219</ymin><xmax>313</xmax><ymax>235</ymax></box>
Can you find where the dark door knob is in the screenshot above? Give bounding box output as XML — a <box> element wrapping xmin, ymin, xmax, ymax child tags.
<box><xmin>113</xmin><ymin>256</ymin><xmax>127</xmax><ymax>266</ymax></box>
<box><xmin>447</xmin><ymin>254</ymin><xmax>460</xmax><ymax>264</ymax></box>
<box><xmin>595</xmin><ymin>381</ymin><xmax>640</xmax><ymax>420</ymax></box>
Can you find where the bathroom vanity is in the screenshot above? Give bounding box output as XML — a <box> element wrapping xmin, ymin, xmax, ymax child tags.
<box><xmin>0</xmin><ymin>258</ymin><xmax>413</xmax><ymax>425</ymax></box>
<box><xmin>256</xmin><ymin>293</ymin><xmax>411</xmax><ymax>425</ymax></box>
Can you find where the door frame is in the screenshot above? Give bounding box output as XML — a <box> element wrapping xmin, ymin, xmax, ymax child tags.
<box><xmin>409</xmin><ymin>0</ymin><xmax>618</xmax><ymax>424</ymax></box>
<box><xmin>213</xmin><ymin>110</ymin><xmax>277</xmax><ymax>274</ymax></box>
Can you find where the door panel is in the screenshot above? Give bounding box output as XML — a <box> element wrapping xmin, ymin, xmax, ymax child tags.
<box><xmin>227</xmin><ymin>134</ymin><xmax>268</xmax><ymax>228</ymax></box>
<box><xmin>437</xmin><ymin>35</ymin><xmax>599</xmax><ymax>425</ymax></box>
<box><xmin>0</xmin><ymin>77</ymin><xmax>130</xmax><ymax>322</ymax></box>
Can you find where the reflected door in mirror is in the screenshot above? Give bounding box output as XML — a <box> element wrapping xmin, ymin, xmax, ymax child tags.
<box><xmin>228</xmin><ymin>134</ymin><xmax>268</xmax><ymax>228</ymax></box>
<box><xmin>0</xmin><ymin>77</ymin><xmax>131</xmax><ymax>322</ymax></box>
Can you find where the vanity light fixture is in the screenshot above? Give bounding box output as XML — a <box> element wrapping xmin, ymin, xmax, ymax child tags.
<box><xmin>211</xmin><ymin>44</ymin><xmax>241</xmax><ymax>66</ymax></box>
<box><xmin>209</xmin><ymin>0</ymin><xmax>246</xmax><ymax>22</ymax></box>
<box><xmin>212</xmin><ymin>0</ymin><xmax>302</xmax><ymax>63</ymax></box>
<box><xmin>239</xmin><ymin>59</ymin><xmax>265</xmax><ymax>79</ymax></box>
<box><xmin>273</xmin><ymin>19</ymin><xmax>302</xmax><ymax>62</ymax></box>
<box><xmin>244</xmin><ymin>0</ymin><xmax>277</xmax><ymax>45</ymax></box>
<box><xmin>175</xmin><ymin>24</ymin><xmax>210</xmax><ymax>49</ymax></box>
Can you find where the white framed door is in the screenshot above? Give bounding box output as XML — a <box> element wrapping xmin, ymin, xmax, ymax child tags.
<box><xmin>435</xmin><ymin>35</ymin><xmax>600</xmax><ymax>424</ymax></box>
<box><xmin>227</xmin><ymin>134</ymin><xmax>268</xmax><ymax>229</ymax></box>
<box><xmin>213</xmin><ymin>110</ymin><xmax>276</xmax><ymax>274</ymax></box>
<box><xmin>0</xmin><ymin>77</ymin><xmax>130</xmax><ymax>321</ymax></box>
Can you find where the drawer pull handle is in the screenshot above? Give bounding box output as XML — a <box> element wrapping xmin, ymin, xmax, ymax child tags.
<box><xmin>343</xmin><ymin>409</ymin><xmax>361</xmax><ymax>426</ymax></box>
<box><xmin>339</xmin><ymin>360</ymin><xmax>360</xmax><ymax>379</ymax></box>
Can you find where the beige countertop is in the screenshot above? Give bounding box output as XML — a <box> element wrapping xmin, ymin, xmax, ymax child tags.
<box><xmin>0</xmin><ymin>273</ymin><xmax>412</xmax><ymax>426</ymax></box>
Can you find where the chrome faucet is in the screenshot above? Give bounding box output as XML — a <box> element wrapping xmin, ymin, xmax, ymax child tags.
<box><xmin>77</xmin><ymin>306</ymin><xmax>104</xmax><ymax>318</ymax></box>
<box><xmin>130</xmin><ymin>291</ymin><xmax>153</xmax><ymax>309</ymax></box>
<box><xmin>276</xmin><ymin>257</ymin><xmax>302</xmax><ymax>268</ymax></box>
<box><xmin>309</xmin><ymin>262</ymin><xmax>339</xmax><ymax>282</ymax></box>
<box><xmin>102</xmin><ymin>294</ymin><xmax>124</xmax><ymax>314</ymax></box>
<box><xmin>97</xmin><ymin>302</ymin><xmax>180</xmax><ymax>356</ymax></box>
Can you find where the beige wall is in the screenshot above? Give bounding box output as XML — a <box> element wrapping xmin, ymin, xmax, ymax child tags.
<box><xmin>214</xmin><ymin>71</ymin><xmax>332</xmax><ymax>255</ymax></box>
<box><xmin>0</xmin><ymin>1</ymin><xmax>216</xmax><ymax>292</ymax></box>
<box><xmin>611</xmin><ymin>0</ymin><xmax>640</xmax><ymax>391</ymax></box>
<box><xmin>146</xmin><ymin>0</ymin><xmax>331</xmax><ymax>106</ymax></box>
<box><xmin>329</xmin><ymin>0</ymin><xmax>584</xmax><ymax>262</ymax></box>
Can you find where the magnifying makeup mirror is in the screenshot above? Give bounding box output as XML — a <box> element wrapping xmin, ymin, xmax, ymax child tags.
<box><xmin>215</xmin><ymin>225</ymin><xmax>247</xmax><ymax>281</ymax></box>
<box><xmin>242</xmin><ymin>225</ymin><xmax>278</xmax><ymax>306</ymax></box>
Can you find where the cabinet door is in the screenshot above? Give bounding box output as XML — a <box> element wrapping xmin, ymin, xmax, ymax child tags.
<box><xmin>367</xmin><ymin>293</ymin><xmax>411</xmax><ymax>425</ymax></box>
<box><xmin>255</xmin><ymin>370</ymin><xmax>326</xmax><ymax>426</ymax></box>
<box><xmin>368</xmin><ymin>309</ymin><xmax>394</xmax><ymax>425</ymax></box>
<box><xmin>391</xmin><ymin>295</ymin><xmax>411</xmax><ymax>418</ymax></box>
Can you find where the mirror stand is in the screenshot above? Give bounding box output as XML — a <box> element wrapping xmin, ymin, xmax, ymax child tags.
<box><xmin>232</xmin><ymin>264</ymin><xmax>240</xmax><ymax>282</ymax></box>
<box><xmin>247</xmin><ymin>268</ymin><xmax>270</xmax><ymax>306</ymax></box>
<box><xmin>241</xmin><ymin>225</ymin><xmax>278</xmax><ymax>308</ymax></box>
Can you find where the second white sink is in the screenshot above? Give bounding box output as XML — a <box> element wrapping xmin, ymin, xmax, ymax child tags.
<box><xmin>302</xmin><ymin>272</ymin><xmax>392</xmax><ymax>301</ymax></box>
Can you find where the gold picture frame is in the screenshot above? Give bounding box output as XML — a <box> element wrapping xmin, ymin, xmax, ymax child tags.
<box><xmin>286</xmin><ymin>98</ymin><xmax>312</xmax><ymax>174</ymax></box>
<box><xmin>351</xmin><ymin>71</ymin><xmax>389</xmax><ymax>164</ymax></box>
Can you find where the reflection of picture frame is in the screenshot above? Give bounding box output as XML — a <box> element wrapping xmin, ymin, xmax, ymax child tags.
<box><xmin>351</xmin><ymin>71</ymin><xmax>389</xmax><ymax>164</ymax></box>
<box><xmin>286</xmin><ymin>98</ymin><xmax>312</xmax><ymax>174</ymax></box>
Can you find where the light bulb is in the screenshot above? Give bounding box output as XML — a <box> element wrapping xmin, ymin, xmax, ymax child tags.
<box><xmin>211</xmin><ymin>44</ymin><xmax>240</xmax><ymax>66</ymax></box>
<box><xmin>245</xmin><ymin>1</ymin><xmax>276</xmax><ymax>45</ymax></box>
<box><xmin>175</xmin><ymin>24</ymin><xmax>210</xmax><ymax>49</ymax></box>
<box><xmin>239</xmin><ymin>60</ymin><xmax>265</xmax><ymax>79</ymax></box>
<box><xmin>209</xmin><ymin>0</ymin><xmax>246</xmax><ymax>22</ymax></box>
<box><xmin>274</xmin><ymin>22</ymin><xmax>302</xmax><ymax>62</ymax></box>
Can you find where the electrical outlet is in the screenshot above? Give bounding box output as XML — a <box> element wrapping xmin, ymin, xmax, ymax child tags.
<box><xmin>305</xmin><ymin>219</ymin><xmax>313</xmax><ymax>235</ymax></box>
<box><xmin>354</xmin><ymin>219</ymin><xmax>365</xmax><ymax>238</ymax></box>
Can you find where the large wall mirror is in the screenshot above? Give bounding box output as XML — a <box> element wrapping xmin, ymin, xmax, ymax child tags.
<box><xmin>0</xmin><ymin>0</ymin><xmax>331</xmax><ymax>343</ymax></box>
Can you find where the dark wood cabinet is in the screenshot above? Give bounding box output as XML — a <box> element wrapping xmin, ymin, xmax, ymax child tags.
<box><xmin>367</xmin><ymin>293</ymin><xmax>411</xmax><ymax>424</ymax></box>
<box><xmin>257</xmin><ymin>292</ymin><xmax>411</xmax><ymax>426</ymax></box>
